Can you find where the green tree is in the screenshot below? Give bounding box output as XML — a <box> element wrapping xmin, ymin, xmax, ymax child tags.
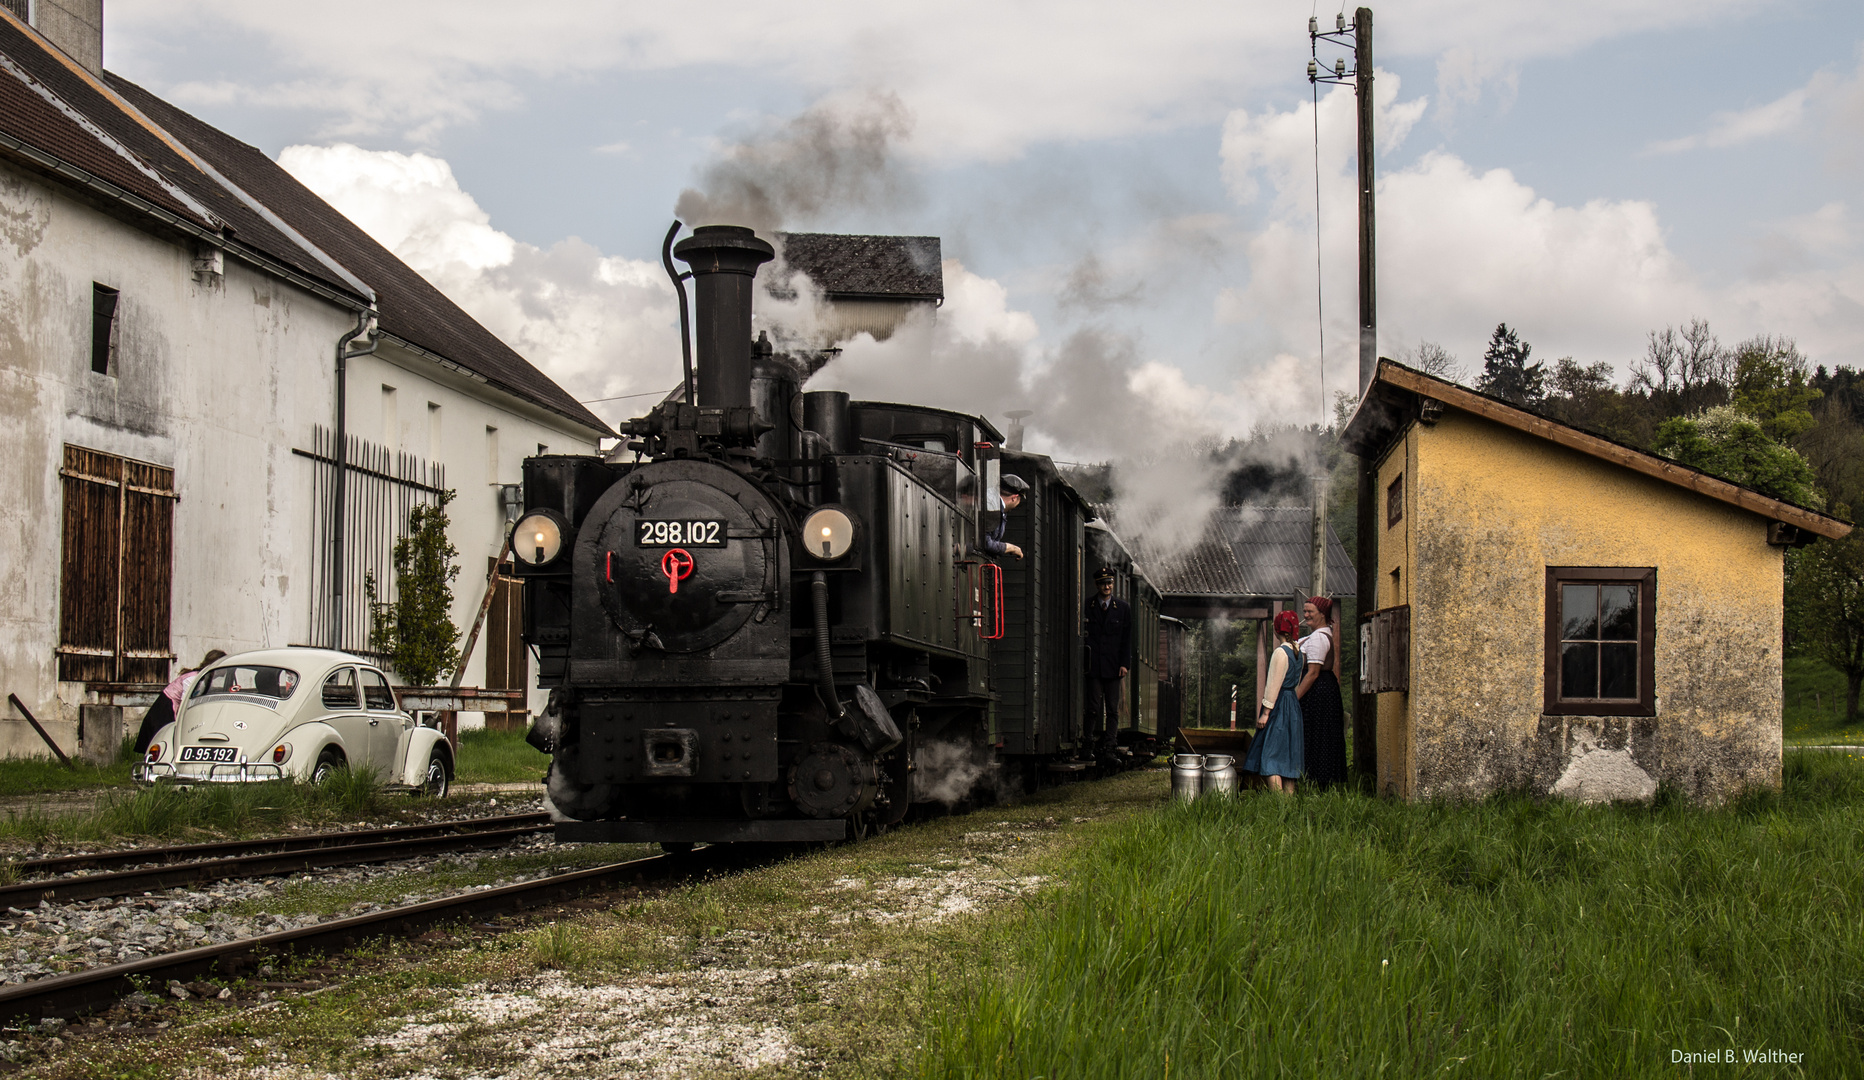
<box><xmin>1731</xmin><ymin>335</ymin><xmax>1821</xmax><ymax>442</ymax></box>
<box><xmin>1652</xmin><ymin>405</ymin><xmax>1822</xmax><ymax>508</ymax></box>
<box><xmin>1786</xmin><ymin>532</ymin><xmax>1864</xmax><ymax>722</ymax></box>
<box><xmin>366</xmin><ymin>490</ymin><xmax>462</xmax><ymax>685</ymax></box>
<box><xmin>1475</xmin><ymin>323</ymin><xmax>1545</xmax><ymax>406</ymax></box>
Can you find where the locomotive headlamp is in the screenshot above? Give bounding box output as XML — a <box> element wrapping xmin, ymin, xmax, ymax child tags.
<box><xmin>802</xmin><ymin>506</ymin><xmax>856</xmax><ymax>561</ymax></box>
<box><xmin>510</xmin><ymin>510</ymin><xmax>567</xmax><ymax>566</ymax></box>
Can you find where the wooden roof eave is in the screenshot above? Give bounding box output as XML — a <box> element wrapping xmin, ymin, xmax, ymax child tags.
<box><xmin>1349</xmin><ymin>360</ymin><xmax>1853</xmax><ymax>541</ymax></box>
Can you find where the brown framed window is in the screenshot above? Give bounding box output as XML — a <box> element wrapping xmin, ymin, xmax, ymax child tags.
<box><xmin>58</xmin><ymin>445</ymin><xmax>176</xmax><ymax>683</ymax></box>
<box><xmin>1544</xmin><ymin>567</ymin><xmax>1656</xmax><ymax>716</ymax></box>
<box><xmin>1387</xmin><ymin>474</ymin><xmax>1404</xmax><ymax>528</ymax></box>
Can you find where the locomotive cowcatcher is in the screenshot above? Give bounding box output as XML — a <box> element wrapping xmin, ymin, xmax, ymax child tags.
<box><xmin>513</xmin><ymin>224</ymin><xmax>1036</xmax><ymax>846</ymax></box>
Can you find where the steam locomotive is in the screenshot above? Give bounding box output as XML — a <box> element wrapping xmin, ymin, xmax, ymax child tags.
<box><xmin>512</xmin><ymin>224</ymin><xmax>1177</xmax><ymax>846</ymax></box>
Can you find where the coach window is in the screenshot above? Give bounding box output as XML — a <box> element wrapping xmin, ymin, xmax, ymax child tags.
<box><xmin>1544</xmin><ymin>567</ymin><xmax>1656</xmax><ymax>717</ymax></box>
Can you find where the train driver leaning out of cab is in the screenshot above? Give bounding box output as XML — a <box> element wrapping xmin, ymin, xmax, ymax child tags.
<box><xmin>1082</xmin><ymin>566</ymin><xmax>1133</xmax><ymax>761</ymax></box>
<box><xmin>980</xmin><ymin>472</ymin><xmax>1030</xmax><ymax>560</ymax></box>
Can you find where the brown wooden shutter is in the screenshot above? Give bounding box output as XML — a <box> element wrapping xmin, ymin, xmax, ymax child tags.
<box><xmin>57</xmin><ymin>446</ymin><xmax>176</xmax><ymax>683</ymax></box>
<box><xmin>1360</xmin><ymin>604</ymin><xmax>1410</xmax><ymax>694</ymax></box>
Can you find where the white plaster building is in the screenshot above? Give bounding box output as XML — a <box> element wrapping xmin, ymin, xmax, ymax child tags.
<box><xmin>0</xmin><ymin>4</ymin><xmax>609</xmax><ymax>758</ymax></box>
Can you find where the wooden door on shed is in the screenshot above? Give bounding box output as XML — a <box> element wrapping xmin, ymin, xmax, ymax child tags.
<box><xmin>483</xmin><ymin>556</ymin><xmax>528</xmax><ymax>730</ymax></box>
<box><xmin>58</xmin><ymin>446</ymin><xmax>176</xmax><ymax>683</ymax></box>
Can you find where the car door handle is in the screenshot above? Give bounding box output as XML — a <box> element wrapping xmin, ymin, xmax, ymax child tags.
<box><xmin>368</xmin><ymin>719</ymin><xmax>381</xmax><ymax>727</ymax></box>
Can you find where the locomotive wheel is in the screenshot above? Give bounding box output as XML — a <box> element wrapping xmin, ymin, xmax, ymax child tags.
<box><xmin>788</xmin><ymin>742</ymin><xmax>879</xmax><ymax>819</ymax></box>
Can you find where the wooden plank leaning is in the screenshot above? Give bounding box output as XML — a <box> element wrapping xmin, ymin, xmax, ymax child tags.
<box><xmin>7</xmin><ymin>693</ymin><xmax>73</xmax><ymax>768</ymax></box>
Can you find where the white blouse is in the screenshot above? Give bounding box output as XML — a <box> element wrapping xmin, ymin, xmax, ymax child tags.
<box><xmin>1297</xmin><ymin>626</ymin><xmax>1333</xmax><ymax>667</ymax></box>
<box><xmin>1261</xmin><ymin>644</ymin><xmax>1291</xmax><ymax>709</ymax></box>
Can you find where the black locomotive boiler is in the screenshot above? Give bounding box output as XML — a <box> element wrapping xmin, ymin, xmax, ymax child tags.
<box><xmin>512</xmin><ymin>223</ymin><xmax>1171</xmax><ymax>847</ymax></box>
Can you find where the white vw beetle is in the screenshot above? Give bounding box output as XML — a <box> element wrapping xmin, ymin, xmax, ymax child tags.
<box><xmin>138</xmin><ymin>648</ymin><xmax>454</xmax><ymax>797</ymax></box>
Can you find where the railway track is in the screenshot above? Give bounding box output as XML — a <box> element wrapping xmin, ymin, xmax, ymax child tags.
<box><xmin>2</xmin><ymin>813</ymin><xmax>553</xmax><ymax>906</ymax></box>
<box><xmin>0</xmin><ymin>848</ymin><xmax>721</xmax><ymax>1023</ymax></box>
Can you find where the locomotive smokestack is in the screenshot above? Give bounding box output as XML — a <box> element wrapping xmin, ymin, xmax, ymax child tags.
<box><xmin>674</xmin><ymin>225</ymin><xmax>776</xmax><ymax>409</ymax></box>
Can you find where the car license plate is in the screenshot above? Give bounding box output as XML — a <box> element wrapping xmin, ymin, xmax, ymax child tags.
<box><xmin>635</xmin><ymin>519</ymin><xmax>727</xmax><ymax>548</ymax></box>
<box><xmin>179</xmin><ymin>746</ymin><xmax>239</xmax><ymax>763</ymax></box>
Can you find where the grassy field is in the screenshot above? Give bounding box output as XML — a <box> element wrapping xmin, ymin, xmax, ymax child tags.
<box><xmin>455</xmin><ymin>724</ymin><xmax>549</xmax><ymax>784</ymax></box>
<box><xmin>0</xmin><ymin>767</ymin><xmax>401</xmax><ymax>848</ymax></box>
<box><xmin>1783</xmin><ymin>654</ymin><xmax>1864</xmax><ymax>744</ymax></box>
<box><xmin>0</xmin><ymin>749</ymin><xmax>135</xmax><ymax>796</ymax></box>
<box><xmin>921</xmin><ymin>751</ymin><xmax>1864</xmax><ymax>1079</ymax></box>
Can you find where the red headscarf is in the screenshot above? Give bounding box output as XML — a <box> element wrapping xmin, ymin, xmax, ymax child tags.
<box><xmin>1274</xmin><ymin>610</ymin><xmax>1301</xmax><ymax>637</ymax></box>
<box><xmin>1308</xmin><ymin>596</ymin><xmax>1334</xmax><ymax>622</ymax></box>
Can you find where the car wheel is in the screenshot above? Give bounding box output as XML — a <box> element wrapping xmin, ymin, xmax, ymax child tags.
<box><xmin>311</xmin><ymin>751</ymin><xmax>343</xmax><ymax>785</ymax></box>
<box><xmin>416</xmin><ymin>748</ymin><xmax>449</xmax><ymax>799</ymax></box>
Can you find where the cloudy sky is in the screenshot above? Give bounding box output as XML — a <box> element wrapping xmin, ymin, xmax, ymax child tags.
<box><xmin>106</xmin><ymin>0</ymin><xmax>1864</xmax><ymax>460</ymax></box>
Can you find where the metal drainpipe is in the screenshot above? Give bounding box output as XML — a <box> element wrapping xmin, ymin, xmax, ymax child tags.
<box><xmin>330</xmin><ymin>309</ymin><xmax>379</xmax><ymax>648</ymax></box>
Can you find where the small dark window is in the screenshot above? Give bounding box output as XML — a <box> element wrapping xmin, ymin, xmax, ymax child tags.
<box><xmin>1544</xmin><ymin>567</ymin><xmax>1656</xmax><ymax>716</ymax></box>
<box><xmin>322</xmin><ymin>667</ymin><xmax>360</xmax><ymax>710</ymax></box>
<box><xmin>1386</xmin><ymin>474</ymin><xmax>1404</xmax><ymax>528</ymax></box>
<box><xmin>91</xmin><ymin>283</ymin><xmax>119</xmax><ymax>375</ymax></box>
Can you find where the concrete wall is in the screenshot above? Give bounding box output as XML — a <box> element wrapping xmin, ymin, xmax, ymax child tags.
<box><xmin>1376</xmin><ymin>408</ymin><xmax>1782</xmax><ymax>805</ymax></box>
<box><xmin>27</xmin><ymin>0</ymin><xmax>101</xmax><ymax>74</ymax></box>
<box><xmin>0</xmin><ymin>160</ymin><xmax>601</xmax><ymax>756</ymax></box>
<box><xmin>343</xmin><ymin>345</ymin><xmax>599</xmax><ymax>723</ymax></box>
<box><xmin>1372</xmin><ymin>428</ymin><xmax>1417</xmax><ymax>798</ymax></box>
<box><xmin>0</xmin><ymin>161</ymin><xmax>346</xmax><ymax>758</ymax></box>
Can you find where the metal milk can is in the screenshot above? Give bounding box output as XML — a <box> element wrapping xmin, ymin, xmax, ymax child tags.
<box><xmin>1171</xmin><ymin>754</ymin><xmax>1204</xmax><ymax>802</ymax></box>
<box><xmin>1200</xmin><ymin>753</ymin><xmax>1238</xmax><ymax>797</ymax></box>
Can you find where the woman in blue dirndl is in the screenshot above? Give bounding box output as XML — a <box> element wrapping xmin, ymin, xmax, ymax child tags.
<box><xmin>1244</xmin><ymin>609</ymin><xmax>1305</xmax><ymax>794</ymax></box>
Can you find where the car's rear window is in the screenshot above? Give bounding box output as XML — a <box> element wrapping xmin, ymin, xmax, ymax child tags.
<box><xmin>191</xmin><ymin>665</ymin><xmax>300</xmax><ymax>700</ymax></box>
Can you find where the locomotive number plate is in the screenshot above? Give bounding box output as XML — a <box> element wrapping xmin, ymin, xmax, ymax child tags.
<box><xmin>635</xmin><ymin>519</ymin><xmax>727</xmax><ymax>548</ymax></box>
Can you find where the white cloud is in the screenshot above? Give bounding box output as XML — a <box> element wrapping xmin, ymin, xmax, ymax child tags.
<box><xmin>278</xmin><ymin>144</ymin><xmax>681</xmax><ymax>429</ymax></box>
<box><xmin>112</xmin><ymin>0</ymin><xmax>1774</xmax><ymax>156</ymax></box>
<box><xmin>1650</xmin><ymin>50</ymin><xmax>1864</xmax><ymax>155</ymax></box>
<box><xmin>1649</xmin><ymin>86</ymin><xmax>1810</xmax><ymax>153</ymax></box>
<box><xmin>1216</xmin><ymin>76</ymin><xmax>1864</xmax><ymax>403</ymax></box>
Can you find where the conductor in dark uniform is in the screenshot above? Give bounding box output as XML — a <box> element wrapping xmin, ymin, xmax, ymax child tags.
<box><xmin>1082</xmin><ymin>566</ymin><xmax>1132</xmax><ymax>759</ymax></box>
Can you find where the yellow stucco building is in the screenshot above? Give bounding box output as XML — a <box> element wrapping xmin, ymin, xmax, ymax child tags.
<box><xmin>1343</xmin><ymin>360</ymin><xmax>1851</xmax><ymax>805</ymax></box>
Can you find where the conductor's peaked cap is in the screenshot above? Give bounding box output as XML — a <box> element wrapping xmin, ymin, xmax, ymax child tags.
<box><xmin>1000</xmin><ymin>473</ymin><xmax>1030</xmax><ymax>494</ymax></box>
<box><xmin>1094</xmin><ymin>566</ymin><xmax>1116</xmax><ymax>582</ymax></box>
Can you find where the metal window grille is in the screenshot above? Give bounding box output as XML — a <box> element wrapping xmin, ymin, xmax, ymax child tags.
<box><xmin>298</xmin><ymin>425</ymin><xmax>447</xmax><ymax>656</ymax></box>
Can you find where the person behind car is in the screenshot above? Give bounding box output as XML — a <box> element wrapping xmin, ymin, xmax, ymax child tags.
<box><xmin>134</xmin><ymin>648</ymin><xmax>226</xmax><ymax>753</ymax></box>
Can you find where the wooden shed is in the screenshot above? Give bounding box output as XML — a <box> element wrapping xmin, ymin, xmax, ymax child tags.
<box><xmin>1342</xmin><ymin>360</ymin><xmax>1852</xmax><ymax>804</ymax></box>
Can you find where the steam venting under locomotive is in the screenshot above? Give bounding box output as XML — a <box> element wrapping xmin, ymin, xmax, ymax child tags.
<box><xmin>514</xmin><ymin>223</ymin><xmax>1165</xmax><ymax>846</ymax></box>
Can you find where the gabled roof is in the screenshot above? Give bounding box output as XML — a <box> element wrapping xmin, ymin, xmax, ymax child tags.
<box><xmin>0</xmin><ymin>13</ymin><xmax>609</xmax><ymax>437</ymax></box>
<box><xmin>776</xmin><ymin>233</ymin><xmax>943</xmax><ymax>302</ymax></box>
<box><xmin>1343</xmin><ymin>359</ymin><xmax>1851</xmax><ymax>540</ymax></box>
<box><xmin>1111</xmin><ymin>506</ymin><xmax>1355</xmax><ymax>600</ymax></box>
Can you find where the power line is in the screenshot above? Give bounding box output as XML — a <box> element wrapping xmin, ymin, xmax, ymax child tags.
<box><xmin>578</xmin><ymin>387</ymin><xmax>675</xmax><ymax>406</ymax></box>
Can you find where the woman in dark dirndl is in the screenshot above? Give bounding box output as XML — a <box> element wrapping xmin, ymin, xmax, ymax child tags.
<box><xmin>1243</xmin><ymin>610</ymin><xmax>1304</xmax><ymax>794</ymax></box>
<box><xmin>1296</xmin><ymin>596</ymin><xmax>1348</xmax><ymax>788</ymax></box>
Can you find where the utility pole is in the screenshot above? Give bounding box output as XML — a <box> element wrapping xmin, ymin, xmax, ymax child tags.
<box><xmin>1312</xmin><ymin>6</ymin><xmax>1379</xmax><ymax>789</ymax></box>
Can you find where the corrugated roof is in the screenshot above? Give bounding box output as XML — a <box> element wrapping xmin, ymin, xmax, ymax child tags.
<box><xmin>1219</xmin><ymin>507</ymin><xmax>1356</xmax><ymax>598</ymax></box>
<box><xmin>0</xmin><ymin>15</ymin><xmax>608</xmax><ymax>437</ymax></box>
<box><xmin>1115</xmin><ymin>506</ymin><xmax>1355</xmax><ymax>600</ymax></box>
<box><xmin>776</xmin><ymin>232</ymin><xmax>943</xmax><ymax>301</ymax></box>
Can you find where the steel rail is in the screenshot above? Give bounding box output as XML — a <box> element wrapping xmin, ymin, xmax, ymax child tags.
<box><xmin>0</xmin><ymin>852</ymin><xmax>679</xmax><ymax>1022</ymax></box>
<box><xmin>1</xmin><ymin>824</ymin><xmax>552</xmax><ymax>906</ymax></box>
<box><xmin>15</xmin><ymin>812</ymin><xmax>551</xmax><ymax>876</ymax></box>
